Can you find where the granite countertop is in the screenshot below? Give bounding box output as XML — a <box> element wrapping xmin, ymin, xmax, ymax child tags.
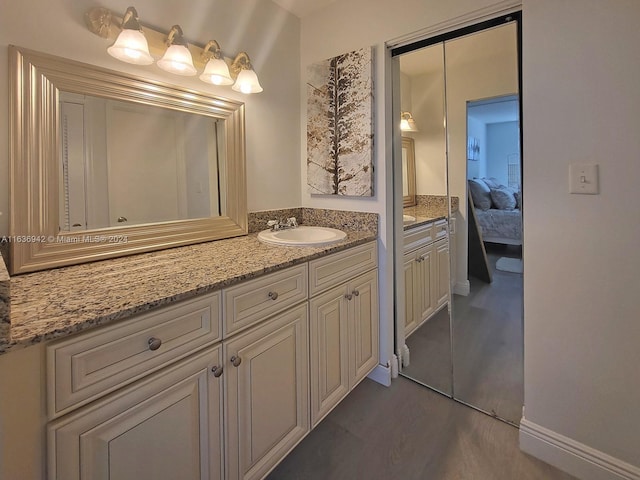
<box><xmin>403</xmin><ymin>205</ymin><xmax>449</xmax><ymax>230</ymax></box>
<box><xmin>0</xmin><ymin>230</ymin><xmax>375</xmax><ymax>356</ymax></box>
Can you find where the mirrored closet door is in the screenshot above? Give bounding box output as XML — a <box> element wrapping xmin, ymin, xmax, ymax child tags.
<box><xmin>393</xmin><ymin>13</ymin><xmax>523</xmax><ymax>425</ymax></box>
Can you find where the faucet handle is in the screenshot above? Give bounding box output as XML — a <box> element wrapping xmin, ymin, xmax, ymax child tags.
<box><xmin>287</xmin><ymin>217</ymin><xmax>298</xmax><ymax>227</ymax></box>
<box><xmin>267</xmin><ymin>220</ymin><xmax>278</xmax><ymax>227</ymax></box>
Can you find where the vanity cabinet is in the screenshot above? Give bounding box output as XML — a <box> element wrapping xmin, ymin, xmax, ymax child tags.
<box><xmin>46</xmin><ymin>241</ymin><xmax>378</xmax><ymax>480</ymax></box>
<box><xmin>308</xmin><ymin>243</ymin><xmax>379</xmax><ymax>426</ymax></box>
<box><xmin>403</xmin><ymin>220</ymin><xmax>449</xmax><ymax>338</ymax></box>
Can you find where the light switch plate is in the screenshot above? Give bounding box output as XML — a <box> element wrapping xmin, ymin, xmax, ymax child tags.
<box><xmin>569</xmin><ymin>164</ymin><xmax>599</xmax><ymax>194</ymax></box>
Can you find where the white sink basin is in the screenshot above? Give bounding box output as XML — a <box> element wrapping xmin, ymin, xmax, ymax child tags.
<box><xmin>257</xmin><ymin>226</ymin><xmax>347</xmax><ymax>247</ymax></box>
<box><xmin>403</xmin><ymin>214</ymin><xmax>416</xmax><ymax>225</ymax></box>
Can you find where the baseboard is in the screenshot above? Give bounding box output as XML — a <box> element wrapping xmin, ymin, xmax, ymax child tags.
<box><xmin>367</xmin><ymin>363</ymin><xmax>391</xmax><ymax>387</ymax></box>
<box><xmin>520</xmin><ymin>418</ymin><xmax>640</xmax><ymax>480</ymax></box>
<box><xmin>453</xmin><ymin>280</ymin><xmax>470</xmax><ymax>296</ymax></box>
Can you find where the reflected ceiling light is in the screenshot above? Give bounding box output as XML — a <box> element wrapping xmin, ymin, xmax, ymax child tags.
<box><xmin>157</xmin><ymin>25</ymin><xmax>197</xmax><ymax>76</ymax></box>
<box><xmin>199</xmin><ymin>40</ymin><xmax>234</xmax><ymax>86</ymax></box>
<box><xmin>400</xmin><ymin>111</ymin><xmax>418</xmax><ymax>132</ymax></box>
<box><xmin>231</xmin><ymin>52</ymin><xmax>263</xmax><ymax>94</ymax></box>
<box><xmin>106</xmin><ymin>7</ymin><xmax>154</xmax><ymax>65</ymax></box>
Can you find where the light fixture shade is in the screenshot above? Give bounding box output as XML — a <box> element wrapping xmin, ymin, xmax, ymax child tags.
<box><xmin>157</xmin><ymin>45</ymin><xmax>197</xmax><ymax>76</ymax></box>
<box><xmin>199</xmin><ymin>58</ymin><xmax>234</xmax><ymax>85</ymax></box>
<box><xmin>107</xmin><ymin>29</ymin><xmax>154</xmax><ymax>65</ymax></box>
<box><xmin>400</xmin><ymin>112</ymin><xmax>418</xmax><ymax>132</ymax></box>
<box><xmin>232</xmin><ymin>68</ymin><xmax>263</xmax><ymax>94</ymax></box>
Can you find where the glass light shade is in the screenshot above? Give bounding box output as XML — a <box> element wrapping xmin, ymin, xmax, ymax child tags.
<box><xmin>157</xmin><ymin>45</ymin><xmax>197</xmax><ymax>76</ymax></box>
<box><xmin>232</xmin><ymin>68</ymin><xmax>263</xmax><ymax>94</ymax></box>
<box><xmin>199</xmin><ymin>58</ymin><xmax>234</xmax><ymax>86</ymax></box>
<box><xmin>107</xmin><ymin>29</ymin><xmax>154</xmax><ymax>65</ymax></box>
<box><xmin>400</xmin><ymin>113</ymin><xmax>418</xmax><ymax>132</ymax></box>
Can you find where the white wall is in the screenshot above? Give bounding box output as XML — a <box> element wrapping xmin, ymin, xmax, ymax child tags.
<box><xmin>303</xmin><ymin>0</ymin><xmax>640</xmax><ymax>478</ymax></box>
<box><xmin>411</xmin><ymin>70</ymin><xmax>447</xmax><ymax>196</ymax></box>
<box><xmin>0</xmin><ymin>0</ymin><xmax>301</xmax><ymax>237</ymax></box>
<box><xmin>520</xmin><ymin>0</ymin><xmax>640</xmax><ymax>476</ymax></box>
<box><xmin>486</xmin><ymin>121</ymin><xmax>519</xmax><ymax>186</ymax></box>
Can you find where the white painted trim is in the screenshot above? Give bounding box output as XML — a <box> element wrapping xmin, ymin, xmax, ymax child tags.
<box><xmin>520</xmin><ymin>418</ymin><xmax>640</xmax><ymax>480</ymax></box>
<box><xmin>386</xmin><ymin>0</ymin><xmax>522</xmax><ymax>49</ymax></box>
<box><xmin>367</xmin><ymin>363</ymin><xmax>392</xmax><ymax>387</ymax></box>
<box><xmin>453</xmin><ymin>280</ymin><xmax>470</xmax><ymax>296</ymax></box>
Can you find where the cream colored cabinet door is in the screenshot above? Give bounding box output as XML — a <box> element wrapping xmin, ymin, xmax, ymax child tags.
<box><xmin>434</xmin><ymin>238</ymin><xmax>450</xmax><ymax>308</ymax></box>
<box><xmin>403</xmin><ymin>252</ymin><xmax>418</xmax><ymax>337</ymax></box>
<box><xmin>224</xmin><ymin>304</ymin><xmax>310</xmax><ymax>480</ymax></box>
<box><xmin>416</xmin><ymin>244</ymin><xmax>435</xmax><ymax>324</ymax></box>
<box><xmin>348</xmin><ymin>269</ymin><xmax>379</xmax><ymax>388</ymax></box>
<box><xmin>310</xmin><ymin>270</ymin><xmax>379</xmax><ymax>426</ymax></box>
<box><xmin>309</xmin><ymin>284</ymin><xmax>350</xmax><ymax>426</ymax></box>
<box><xmin>48</xmin><ymin>345</ymin><xmax>224</xmax><ymax>480</ymax></box>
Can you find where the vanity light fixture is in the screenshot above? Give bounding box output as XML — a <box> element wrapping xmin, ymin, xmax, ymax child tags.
<box><xmin>400</xmin><ymin>111</ymin><xmax>419</xmax><ymax>132</ymax></box>
<box><xmin>157</xmin><ymin>25</ymin><xmax>197</xmax><ymax>76</ymax></box>
<box><xmin>85</xmin><ymin>6</ymin><xmax>262</xmax><ymax>93</ymax></box>
<box><xmin>106</xmin><ymin>7</ymin><xmax>154</xmax><ymax>65</ymax></box>
<box><xmin>199</xmin><ymin>40</ymin><xmax>234</xmax><ymax>86</ymax></box>
<box><xmin>231</xmin><ymin>52</ymin><xmax>264</xmax><ymax>94</ymax></box>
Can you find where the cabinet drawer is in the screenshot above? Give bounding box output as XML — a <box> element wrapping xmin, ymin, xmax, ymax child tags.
<box><xmin>404</xmin><ymin>222</ymin><xmax>434</xmax><ymax>253</ymax></box>
<box><xmin>223</xmin><ymin>264</ymin><xmax>308</xmax><ymax>336</ymax></box>
<box><xmin>308</xmin><ymin>242</ymin><xmax>378</xmax><ymax>296</ymax></box>
<box><xmin>47</xmin><ymin>291</ymin><xmax>221</xmax><ymax>419</ymax></box>
<box><xmin>434</xmin><ymin>219</ymin><xmax>448</xmax><ymax>240</ymax></box>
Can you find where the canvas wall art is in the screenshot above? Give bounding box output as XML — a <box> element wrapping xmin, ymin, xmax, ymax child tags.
<box><xmin>307</xmin><ymin>47</ymin><xmax>373</xmax><ymax>196</ymax></box>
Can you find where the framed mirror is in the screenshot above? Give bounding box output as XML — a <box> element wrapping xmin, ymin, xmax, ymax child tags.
<box><xmin>402</xmin><ymin>137</ymin><xmax>416</xmax><ymax>207</ymax></box>
<box><xmin>9</xmin><ymin>46</ymin><xmax>247</xmax><ymax>275</ymax></box>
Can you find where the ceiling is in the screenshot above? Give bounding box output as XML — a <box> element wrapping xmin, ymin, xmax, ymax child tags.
<box><xmin>271</xmin><ymin>0</ymin><xmax>339</xmax><ymax>18</ymax></box>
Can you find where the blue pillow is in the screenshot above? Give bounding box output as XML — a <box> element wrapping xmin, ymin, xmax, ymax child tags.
<box><xmin>490</xmin><ymin>186</ymin><xmax>517</xmax><ymax>210</ymax></box>
<box><xmin>468</xmin><ymin>178</ymin><xmax>492</xmax><ymax>210</ymax></box>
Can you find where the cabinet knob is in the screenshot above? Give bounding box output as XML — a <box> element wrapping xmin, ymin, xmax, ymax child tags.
<box><xmin>147</xmin><ymin>337</ymin><xmax>162</xmax><ymax>351</ymax></box>
<box><xmin>230</xmin><ymin>355</ymin><xmax>242</xmax><ymax>367</ymax></box>
<box><xmin>416</xmin><ymin>257</ymin><xmax>422</xmax><ymax>263</ymax></box>
<box><xmin>268</xmin><ymin>291</ymin><xmax>279</xmax><ymax>301</ymax></box>
<box><xmin>344</xmin><ymin>293</ymin><xmax>353</xmax><ymax>301</ymax></box>
<box><xmin>352</xmin><ymin>290</ymin><xmax>360</xmax><ymax>297</ymax></box>
<box><xmin>211</xmin><ymin>365</ymin><xmax>224</xmax><ymax>377</ymax></box>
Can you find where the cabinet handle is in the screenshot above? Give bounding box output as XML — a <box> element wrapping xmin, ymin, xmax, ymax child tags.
<box><xmin>230</xmin><ymin>355</ymin><xmax>242</xmax><ymax>367</ymax></box>
<box><xmin>268</xmin><ymin>291</ymin><xmax>279</xmax><ymax>301</ymax></box>
<box><xmin>211</xmin><ymin>365</ymin><xmax>224</xmax><ymax>377</ymax></box>
<box><xmin>352</xmin><ymin>290</ymin><xmax>360</xmax><ymax>297</ymax></box>
<box><xmin>147</xmin><ymin>337</ymin><xmax>162</xmax><ymax>351</ymax></box>
<box><xmin>416</xmin><ymin>257</ymin><xmax>423</xmax><ymax>263</ymax></box>
<box><xmin>345</xmin><ymin>293</ymin><xmax>353</xmax><ymax>301</ymax></box>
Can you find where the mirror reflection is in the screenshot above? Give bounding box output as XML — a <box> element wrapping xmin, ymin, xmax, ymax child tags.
<box><xmin>59</xmin><ymin>93</ymin><xmax>224</xmax><ymax>231</ymax></box>
<box><xmin>9</xmin><ymin>46</ymin><xmax>246</xmax><ymax>275</ymax></box>
<box><xmin>395</xmin><ymin>18</ymin><xmax>523</xmax><ymax>425</ymax></box>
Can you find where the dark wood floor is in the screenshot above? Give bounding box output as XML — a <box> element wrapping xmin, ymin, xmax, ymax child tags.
<box><xmin>452</xmin><ymin>243</ymin><xmax>524</xmax><ymax>424</ymax></box>
<box><xmin>268</xmin><ymin>377</ymin><xmax>576</xmax><ymax>480</ymax></box>
<box><xmin>402</xmin><ymin>243</ymin><xmax>524</xmax><ymax>424</ymax></box>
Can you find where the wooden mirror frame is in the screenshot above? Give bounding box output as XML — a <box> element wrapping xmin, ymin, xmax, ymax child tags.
<box><xmin>402</xmin><ymin>137</ymin><xmax>417</xmax><ymax>207</ymax></box>
<box><xmin>9</xmin><ymin>46</ymin><xmax>247</xmax><ymax>275</ymax></box>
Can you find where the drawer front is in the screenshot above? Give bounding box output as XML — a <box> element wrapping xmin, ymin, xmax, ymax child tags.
<box><xmin>223</xmin><ymin>264</ymin><xmax>308</xmax><ymax>337</ymax></box>
<box><xmin>434</xmin><ymin>219</ymin><xmax>448</xmax><ymax>240</ymax></box>
<box><xmin>309</xmin><ymin>242</ymin><xmax>378</xmax><ymax>296</ymax></box>
<box><xmin>403</xmin><ymin>222</ymin><xmax>434</xmax><ymax>253</ymax></box>
<box><xmin>47</xmin><ymin>291</ymin><xmax>221</xmax><ymax>419</ymax></box>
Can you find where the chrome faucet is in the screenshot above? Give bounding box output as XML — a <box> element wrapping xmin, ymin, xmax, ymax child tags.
<box><xmin>267</xmin><ymin>217</ymin><xmax>298</xmax><ymax>231</ymax></box>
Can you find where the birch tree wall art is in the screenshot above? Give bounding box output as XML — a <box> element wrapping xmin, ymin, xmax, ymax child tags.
<box><xmin>307</xmin><ymin>47</ymin><xmax>374</xmax><ymax>196</ymax></box>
